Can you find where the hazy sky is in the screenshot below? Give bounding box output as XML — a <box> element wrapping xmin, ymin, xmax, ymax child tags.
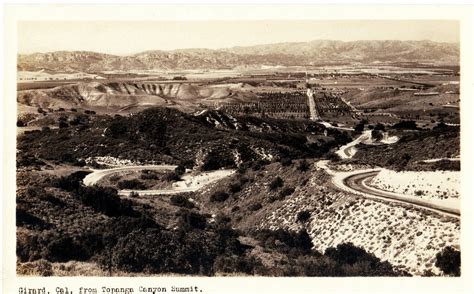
<box><xmin>18</xmin><ymin>20</ymin><xmax>459</xmax><ymax>55</ymax></box>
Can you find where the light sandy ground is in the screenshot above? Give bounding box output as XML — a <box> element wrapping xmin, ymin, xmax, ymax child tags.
<box><xmin>170</xmin><ymin>169</ymin><xmax>236</xmax><ymax>191</ymax></box>
<box><xmin>380</xmin><ymin>132</ymin><xmax>399</xmax><ymax>144</ymax></box>
<box><xmin>370</xmin><ymin>169</ymin><xmax>460</xmax><ymax>200</ymax></box>
<box><xmin>319</xmin><ymin>121</ymin><xmax>354</xmax><ymax>131</ymax></box>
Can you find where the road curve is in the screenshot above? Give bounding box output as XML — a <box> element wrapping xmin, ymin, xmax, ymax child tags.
<box><xmin>335</xmin><ymin>130</ymin><xmax>372</xmax><ymax>159</ymax></box>
<box><xmin>342</xmin><ymin>170</ymin><xmax>460</xmax><ymax>218</ymax></box>
<box><xmin>83</xmin><ymin>165</ymin><xmax>235</xmax><ymax>196</ymax></box>
<box><xmin>83</xmin><ymin>165</ymin><xmax>177</xmax><ymax>186</ymax></box>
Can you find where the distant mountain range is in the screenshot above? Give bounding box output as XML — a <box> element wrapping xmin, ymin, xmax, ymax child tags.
<box><xmin>18</xmin><ymin>40</ymin><xmax>459</xmax><ymax>72</ymax></box>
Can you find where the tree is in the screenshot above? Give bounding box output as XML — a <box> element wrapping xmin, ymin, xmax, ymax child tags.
<box><xmin>354</xmin><ymin>121</ymin><xmax>365</xmax><ymax>133</ymax></box>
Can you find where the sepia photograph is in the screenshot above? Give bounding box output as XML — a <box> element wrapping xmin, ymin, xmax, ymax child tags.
<box><xmin>2</xmin><ymin>3</ymin><xmax>474</xmax><ymax>294</ymax></box>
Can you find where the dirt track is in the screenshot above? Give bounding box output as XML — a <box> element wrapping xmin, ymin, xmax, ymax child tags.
<box><xmin>83</xmin><ymin>165</ymin><xmax>235</xmax><ymax>196</ymax></box>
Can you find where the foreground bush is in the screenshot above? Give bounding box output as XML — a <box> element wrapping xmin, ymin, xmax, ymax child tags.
<box><xmin>210</xmin><ymin>191</ymin><xmax>230</xmax><ymax>202</ymax></box>
<box><xmin>435</xmin><ymin>246</ymin><xmax>461</xmax><ymax>276</ymax></box>
<box><xmin>268</xmin><ymin>177</ymin><xmax>284</xmax><ymax>191</ymax></box>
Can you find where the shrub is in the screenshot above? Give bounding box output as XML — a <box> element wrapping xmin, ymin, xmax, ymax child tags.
<box><xmin>374</xmin><ymin>123</ymin><xmax>385</xmax><ymax>131</ymax></box>
<box><xmin>213</xmin><ymin>254</ymin><xmax>257</xmax><ymax>275</ymax></box>
<box><xmin>251</xmin><ymin>229</ymin><xmax>312</xmax><ymax>253</ymax></box>
<box><xmin>297</xmin><ymin>210</ymin><xmax>311</xmax><ymax>223</ymax></box>
<box><xmin>371</xmin><ymin>129</ymin><xmax>383</xmax><ymax>141</ymax></box>
<box><xmin>174</xmin><ymin>165</ymin><xmax>186</xmax><ymax>177</ymax></box>
<box><xmin>53</xmin><ymin>171</ymin><xmax>91</xmax><ymax>191</ymax></box>
<box><xmin>414</xmin><ymin>190</ymin><xmax>424</xmax><ymax>196</ymax></box>
<box><xmin>435</xmin><ymin>246</ymin><xmax>460</xmax><ymax>276</ymax></box>
<box><xmin>249</xmin><ymin>203</ymin><xmax>263</xmax><ymax>211</ymax></box>
<box><xmin>268</xmin><ymin>176</ymin><xmax>284</xmax><ymax>191</ymax></box>
<box><xmin>140</xmin><ymin>170</ymin><xmax>158</xmax><ymax>180</ymax></box>
<box><xmin>170</xmin><ymin>194</ymin><xmax>195</xmax><ymax>209</ymax></box>
<box><xmin>324</xmin><ymin>242</ymin><xmax>400</xmax><ymax>276</ymax></box>
<box><xmin>297</xmin><ymin>160</ymin><xmax>310</xmax><ymax>172</ymax></box>
<box><xmin>164</xmin><ymin>172</ymin><xmax>180</xmax><ymax>182</ymax></box>
<box><xmin>280</xmin><ymin>157</ymin><xmax>293</xmax><ymax>166</ymax></box>
<box><xmin>228</xmin><ymin>182</ymin><xmax>242</xmax><ymax>193</ymax></box>
<box><xmin>117</xmin><ymin>179</ymin><xmax>145</xmax><ymax>190</ymax></box>
<box><xmin>392</xmin><ymin>120</ymin><xmax>417</xmax><ymax>130</ymax></box>
<box><xmin>210</xmin><ymin>191</ymin><xmax>229</xmax><ymax>202</ymax></box>
<box><xmin>178</xmin><ymin>210</ymin><xmax>207</xmax><ymax>230</ymax></box>
<box><xmin>58</xmin><ymin>121</ymin><xmax>68</xmax><ymax>128</ymax></box>
<box><xmin>279</xmin><ymin>186</ymin><xmax>295</xmax><ymax>198</ymax></box>
<box><xmin>354</xmin><ymin>121</ymin><xmax>365</xmax><ymax>133</ymax></box>
<box><xmin>74</xmin><ymin>186</ymin><xmax>137</xmax><ymax>217</ymax></box>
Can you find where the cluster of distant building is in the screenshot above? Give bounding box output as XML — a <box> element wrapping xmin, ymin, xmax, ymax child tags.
<box><xmin>17</xmin><ymin>69</ymin><xmax>104</xmax><ymax>82</ymax></box>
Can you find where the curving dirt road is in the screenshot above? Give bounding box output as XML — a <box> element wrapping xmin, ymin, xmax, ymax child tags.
<box><xmin>83</xmin><ymin>165</ymin><xmax>177</xmax><ymax>186</ymax></box>
<box><xmin>83</xmin><ymin>165</ymin><xmax>235</xmax><ymax>196</ymax></box>
<box><xmin>335</xmin><ymin>130</ymin><xmax>372</xmax><ymax>159</ymax></box>
<box><xmin>341</xmin><ymin>170</ymin><xmax>460</xmax><ymax>218</ymax></box>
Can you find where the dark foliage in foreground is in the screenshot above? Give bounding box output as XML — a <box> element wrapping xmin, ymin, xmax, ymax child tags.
<box><xmin>435</xmin><ymin>246</ymin><xmax>461</xmax><ymax>276</ymax></box>
<box><xmin>249</xmin><ymin>230</ymin><xmax>404</xmax><ymax>276</ymax></box>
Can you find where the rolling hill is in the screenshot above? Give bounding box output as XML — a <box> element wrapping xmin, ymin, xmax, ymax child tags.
<box><xmin>18</xmin><ymin>40</ymin><xmax>459</xmax><ymax>72</ymax></box>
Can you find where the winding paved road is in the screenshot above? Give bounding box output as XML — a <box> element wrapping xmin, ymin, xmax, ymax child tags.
<box><xmin>341</xmin><ymin>170</ymin><xmax>460</xmax><ymax>218</ymax></box>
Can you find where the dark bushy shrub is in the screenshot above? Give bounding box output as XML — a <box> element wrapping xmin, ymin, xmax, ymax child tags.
<box><xmin>117</xmin><ymin>179</ymin><xmax>146</xmax><ymax>190</ymax></box>
<box><xmin>279</xmin><ymin>186</ymin><xmax>295</xmax><ymax>198</ymax></box>
<box><xmin>53</xmin><ymin>171</ymin><xmax>91</xmax><ymax>191</ymax></box>
<box><xmin>252</xmin><ymin>229</ymin><xmax>313</xmax><ymax>253</ymax></box>
<box><xmin>170</xmin><ymin>194</ymin><xmax>195</xmax><ymax>209</ymax></box>
<box><xmin>210</xmin><ymin>191</ymin><xmax>229</xmax><ymax>202</ymax></box>
<box><xmin>178</xmin><ymin>210</ymin><xmax>207</xmax><ymax>230</ymax></box>
<box><xmin>435</xmin><ymin>246</ymin><xmax>461</xmax><ymax>276</ymax></box>
<box><xmin>392</xmin><ymin>120</ymin><xmax>418</xmax><ymax>130</ymax></box>
<box><xmin>268</xmin><ymin>176</ymin><xmax>284</xmax><ymax>191</ymax></box>
<box><xmin>297</xmin><ymin>210</ymin><xmax>311</xmax><ymax>223</ymax></box>
<box><xmin>174</xmin><ymin>165</ymin><xmax>186</xmax><ymax>177</ymax></box>
<box><xmin>297</xmin><ymin>160</ymin><xmax>310</xmax><ymax>172</ymax></box>
<box><xmin>354</xmin><ymin>121</ymin><xmax>365</xmax><ymax>133</ymax></box>
<box><xmin>324</xmin><ymin>242</ymin><xmax>399</xmax><ymax>276</ymax></box>
<box><xmin>280</xmin><ymin>157</ymin><xmax>293</xmax><ymax>166</ymax></box>
<box><xmin>249</xmin><ymin>203</ymin><xmax>263</xmax><ymax>211</ymax></box>
<box><xmin>75</xmin><ymin>186</ymin><xmax>137</xmax><ymax>217</ymax></box>
<box><xmin>228</xmin><ymin>182</ymin><xmax>242</xmax><ymax>193</ymax></box>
